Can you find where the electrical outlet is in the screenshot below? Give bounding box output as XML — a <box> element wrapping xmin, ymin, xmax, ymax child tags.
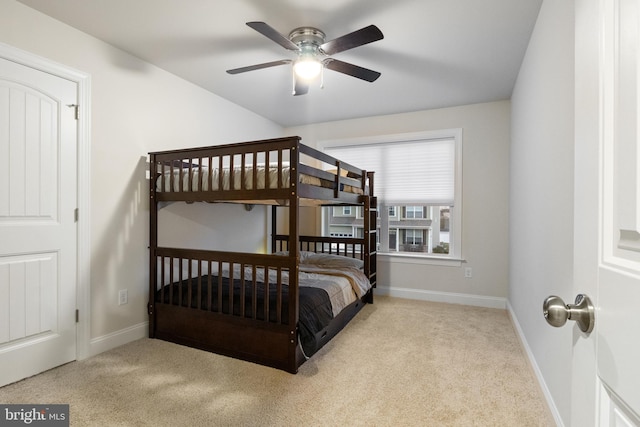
<box><xmin>464</xmin><ymin>267</ymin><xmax>473</xmax><ymax>278</ymax></box>
<box><xmin>118</xmin><ymin>289</ymin><xmax>128</xmax><ymax>305</ymax></box>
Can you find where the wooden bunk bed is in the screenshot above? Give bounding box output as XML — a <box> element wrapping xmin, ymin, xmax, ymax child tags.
<box><xmin>148</xmin><ymin>136</ymin><xmax>377</xmax><ymax>373</ymax></box>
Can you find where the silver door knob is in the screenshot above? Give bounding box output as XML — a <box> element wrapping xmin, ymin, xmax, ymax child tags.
<box><xmin>543</xmin><ymin>294</ymin><xmax>595</xmax><ymax>333</ymax></box>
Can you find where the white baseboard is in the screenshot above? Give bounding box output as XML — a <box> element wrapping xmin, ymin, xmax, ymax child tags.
<box><xmin>87</xmin><ymin>321</ymin><xmax>148</xmax><ymax>358</ymax></box>
<box><xmin>506</xmin><ymin>301</ymin><xmax>563</xmax><ymax>427</ymax></box>
<box><xmin>375</xmin><ymin>285</ymin><xmax>506</xmax><ymax>309</ymax></box>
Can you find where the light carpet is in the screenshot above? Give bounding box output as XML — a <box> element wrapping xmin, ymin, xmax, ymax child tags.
<box><xmin>0</xmin><ymin>296</ymin><xmax>555</xmax><ymax>426</ymax></box>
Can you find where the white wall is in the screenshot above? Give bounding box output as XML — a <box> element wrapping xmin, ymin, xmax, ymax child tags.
<box><xmin>509</xmin><ymin>0</ymin><xmax>574</xmax><ymax>424</ymax></box>
<box><xmin>0</xmin><ymin>0</ymin><xmax>283</xmax><ymax>352</ymax></box>
<box><xmin>158</xmin><ymin>202</ymin><xmax>270</xmax><ymax>254</ymax></box>
<box><xmin>287</xmin><ymin>101</ymin><xmax>511</xmax><ymax>306</ymax></box>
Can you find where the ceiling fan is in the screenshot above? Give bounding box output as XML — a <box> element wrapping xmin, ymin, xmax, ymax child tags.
<box><xmin>226</xmin><ymin>21</ymin><xmax>384</xmax><ymax>96</ymax></box>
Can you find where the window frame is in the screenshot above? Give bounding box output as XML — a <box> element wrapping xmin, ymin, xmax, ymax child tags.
<box><xmin>319</xmin><ymin>129</ymin><xmax>463</xmax><ymax>265</ymax></box>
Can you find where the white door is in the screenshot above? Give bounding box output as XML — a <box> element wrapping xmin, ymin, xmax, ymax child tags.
<box><xmin>0</xmin><ymin>56</ymin><xmax>78</xmax><ymax>386</ymax></box>
<box><xmin>572</xmin><ymin>0</ymin><xmax>640</xmax><ymax>425</ymax></box>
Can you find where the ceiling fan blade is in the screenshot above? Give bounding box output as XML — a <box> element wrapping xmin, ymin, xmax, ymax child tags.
<box><xmin>320</xmin><ymin>25</ymin><xmax>384</xmax><ymax>55</ymax></box>
<box><xmin>324</xmin><ymin>59</ymin><xmax>381</xmax><ymax>82</ymax></box>
<box><xmin>226</xmin><ymin>59</ymin><xmax>291</xmax><ymax>74</ymax></box>
<box><xmin>246</xmin><ymin>21</ymin><xmax>300</xmax><ymax>51</ymax></box>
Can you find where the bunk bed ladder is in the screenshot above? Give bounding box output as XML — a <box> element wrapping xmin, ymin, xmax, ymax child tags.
<box><xmin>363</xmin><ymin>199</ymin><xmax>377</xmax><ymax>303</ymax></box>
<box><xmin>364</xmin><ymin>172</ymin><xmax>377</xmax><ymax>300</ymax></box>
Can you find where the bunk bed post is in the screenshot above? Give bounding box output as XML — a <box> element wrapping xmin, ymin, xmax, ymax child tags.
<box><xmin>148</xmin><ymin>153</ymin><xmax>158</xmax><ymax>337</ymax></box>
<box><xmin>287</xmin><ymin>138</ymin><xmax>301</xmax><ymax>373</ymax></box>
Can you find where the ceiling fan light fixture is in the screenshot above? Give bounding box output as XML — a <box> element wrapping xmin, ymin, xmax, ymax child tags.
<box><xmin>293</xmin><ymin>56</ymin><xmax>322</xmax><ymax>80</ymax></box>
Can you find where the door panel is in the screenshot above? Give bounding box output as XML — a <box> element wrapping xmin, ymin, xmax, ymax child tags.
<box><xmin>1</xmin><ymin>85</ymin><xmax>57</xmax><ymax>220</ymax></box>
<box><xmin>598</xmin><ymin>269</ymin><xmax>640</xmax><ymax>415</ymax></box>
<box><xmin>0</xmin><ymin>253</ymin><xmax>57</xmax><ymax>342</ymax></box>
<box><xmin>0</xmin><ymin>56</ymin><xmax>77</xmax><ymax>386</ymax></box>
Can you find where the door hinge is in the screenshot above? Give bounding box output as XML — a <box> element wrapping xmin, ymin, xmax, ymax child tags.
<box><xmin>74</xmin><ymin>208</ymin><xmax>79</xmax><ymax>222</ymax></box>
<box><xmin>67</xmin><ymin>104</ymin><xmax>79</xmax><ymax>120</ymax></box>
<box><xmin>75</xmin><ymin>309</ymin><xmax>79</xmax><ymax>323</ymax></box>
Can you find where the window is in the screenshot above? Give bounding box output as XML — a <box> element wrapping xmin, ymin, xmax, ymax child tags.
<box><xmin>404</xmin><ymin>229</ymin><xmax>423</xmax><ymax>244</ymax></box>
<box><xmin>321</xmin><ymin>129</ymin><xmax>462</xmax><ymax>260</ymax></box>
<box><xmin>404</xmin><ymin>206</ymin><xmax>424</xmax><ymax>219</ymax></box>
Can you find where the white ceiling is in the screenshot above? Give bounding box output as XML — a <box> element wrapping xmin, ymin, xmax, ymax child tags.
<box><xmin>18</xmin><ymin>0</ymin><xmax>542</xmax><ymax>127</ymax></box>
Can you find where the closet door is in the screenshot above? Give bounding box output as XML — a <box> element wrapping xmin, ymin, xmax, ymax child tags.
<box><xmin>0</xmin><ymin>56</ymin><xmax>78</xmax><ymax>386</ymax></box>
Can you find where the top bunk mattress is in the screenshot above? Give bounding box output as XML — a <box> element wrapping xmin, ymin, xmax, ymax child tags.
<box><xmin>155</xmin><ymin>164</ymin><xmax>363</xmax><ymax>195</ymax></box>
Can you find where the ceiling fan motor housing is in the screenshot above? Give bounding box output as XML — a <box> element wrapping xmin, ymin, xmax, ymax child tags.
<box><xmin>289</xmin><ymin>27</ymin><xmax>326</xmax><ymax>46</ymax></box>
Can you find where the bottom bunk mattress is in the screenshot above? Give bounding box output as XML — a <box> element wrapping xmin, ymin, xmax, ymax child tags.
<box><xmin>155</xmin><ymin>252</ymin><xmax>371</xmax><ymax>357</ymax></box>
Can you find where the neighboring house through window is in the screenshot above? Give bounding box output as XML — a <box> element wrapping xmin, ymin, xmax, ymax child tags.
<box><xmin>321</xmin><ymin>129</ymin><xmax>462</xmax><ymax>261</ymax></box>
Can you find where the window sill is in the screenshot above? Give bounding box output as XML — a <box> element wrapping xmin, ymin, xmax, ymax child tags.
<box><xmin>378</xmin><ymin>252</ymin><xmax>464</xmax><ymax>267</ymax></box>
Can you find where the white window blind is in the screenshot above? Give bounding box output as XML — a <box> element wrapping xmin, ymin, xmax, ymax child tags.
<box><xmin>325</xmin><ymin>138</ymin><xmax>456</xmax><ymax>205</ymax></box>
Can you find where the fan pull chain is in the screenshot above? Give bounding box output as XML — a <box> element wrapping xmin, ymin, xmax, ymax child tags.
<box><xmin>291</xmin><ymin>68</ymin><xmax>296</xmax><ymax>95</ymax></box>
